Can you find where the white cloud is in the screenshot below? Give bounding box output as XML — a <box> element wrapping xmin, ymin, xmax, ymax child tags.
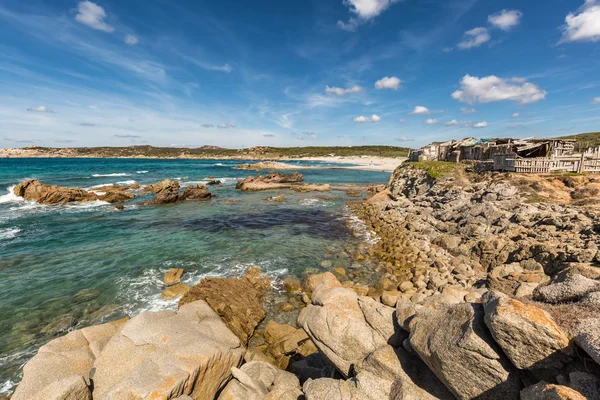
<box><xmin>445</xmin><ymin>119</ymin><xmax>459</xmax><ymax>126</ymax></box>
<box><xmin>473</xmin><ymin>121</ymin><xmax>488</xmax><ymax>128</ymax></box>
<box><xmin>201</xmin><ymin>123</ymin><xmax>214</xmax><ymax>128</ymax></box>
<box><xmin>512</xmin><ymin>112</ymin><xmax>520</xmax><ymax>118</ymax></box>
<box><xmin>325</xmin><ymin>85</ymin><xmax>364</xmax><ymax>96</ymax></box>
<box><xmin>594</xmin><ymin>97</ymin><xmax>600</xmax><ymax>104</ymax></box>
<box><xmin>217</xmin><ymin>123</ymin><xmax>237</xmax><ymax>129</ymax></box>
<box><xmin>27</xmin><ymin>106</ymin><xmax>54</xmax><ymax>113</ymax></box>
<box><xmin>263</xmin><ymin>134</ymin><xmax>276</xmax><ymax>137</ymax></box>
<box><xmin>399</xmin><ymin>119</ymin><xmax>406</xmax><ymax>123</ymax></box>
<box><xmin>353</xmin><ymin>115</ymin><xmax>381</xmax><ymax>123</ymax></box>
<box><xmin>374</xmin><ymin>76</ymin><xmax>402</xmax><ymax>90</ymax></box>
<box><xmin>451</xmin><ymin>74</ymin><xmax>547</xmax><ymax>104</ymax></box>
<box><xmin>337</xmin><ymin>0</ymin><xmax>401</xmax><ymax>31</ymax></box>
<box><xmin>488</xmin><ymin>10</ymin><xmax>523</xmax><ymax>31</ymax></box>
<box><xmin>457</xmin><ymin>27</ymin><xmax>490</xmax><ymax>49</ymax></box>
<box><xmin>124</xmin><ymin>34</ymin><xmax>139</xmax><ymax>45</ymax></box>
<box><xmin>460</xmin><ymin>107</ymin><xmax>476</xmax><ymax>114</ymax></box>
<box><xmin>560</xmin><ymin>0</ymin><xmax>600</xmax><ymax>43</ymax></box>
<box><xmin>75</xmin><ymin>1</ymin><xmax>114</xmax><ymax>32</ymax></box>
<box><xmin>396</xmin><ymin>136</ymin><xmax>414</xmax><ymax>141</ymax></box>
<box><xmin>424</xmin><ymin>119</ymin><xmax>438</xmax><ymax>125</ymax></box>
<box><xmin>410</xmin><ymin>106</ymin><xmax>430</xmax><ymax>115</ymax></box>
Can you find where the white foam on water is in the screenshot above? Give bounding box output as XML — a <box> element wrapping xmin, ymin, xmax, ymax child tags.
<box><xmin>299</xmin><ymin>198</ymin><xmax>327</xmax><ymax>207</ymax></box>
<box><xmin>343</xmin><ymin>207</ymin><xmax>379</xmax><ymax>245</ymax></box>
<box><xmin>136</xmin><ymin>170</ymin><xmax>149</xmax><ymax>174</ymax></box>
<box><xmin>92</xmin><ymin>173</ymin><xmax>130</xmax><ymax>177</ymax></box>
<box><xmin>0</xmin><ymin>379</ymin><xmax>17</xmax><ymax>397</ymax></box>
<box><xmin>0</xmin><ymin>227</ymin><xmax>20</xmax><ymax>240</ymax></box>
<box><xmin>116</xmin><ymin>180</ymin><xmax>137</xmax><ymax>185</ymax></box>
<box><xmin>214</xmin><ymin>163</ymin><xmax>224</xmax><ymax>166</ymax></box>
<box><xmin>0</xmin><ymin>186</ymin><xmax>24</xmax><ymax>204</ymax></box>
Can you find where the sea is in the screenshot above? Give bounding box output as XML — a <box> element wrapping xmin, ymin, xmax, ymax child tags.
<box><xmin>0</xmin><ymin>157</ymin><xmax>389</xmax><ymax>395</ymax></box>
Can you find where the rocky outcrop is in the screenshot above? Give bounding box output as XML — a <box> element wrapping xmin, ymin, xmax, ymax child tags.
<box><xmin>409</xmin><ymin>302</ymin><xmax>521</xmax><ymax>400</ymax></box>
<box><xmin>144</xmin><ymin>179</ymin><xmax>180</xmax><ymax>194</ymax></box>
<box><xmin>11</xmin><ymin>318</ymin><xmax>128</xmax><ymax>400</ymax></box>
<box><xmin>573</xmin><ymin>318</ymin><xmax>600</xmax><ymax>366</ymax></box>
<box><xmin>520</xmin><ymin>382</ymin><xmax>586</xmax><ymax>400</ymax></box>
<box><xmin>235</xmin><ymin>172</ymin><xmax>304</xmax><ymax>191</ymax></box>
<box><xmin>13</xmin><ymin>179</ymin><xmax>135</xmax><ymax>204</ymax></box>
<box><xmin>142</xmin><ymin>184</ymin><xmax>212</xmax><ymax>205</ymax></box>
<box><xmin>92</xmin><ymin>300</ymin><xmax>245</xmax><ymax>399</ymax></box>
<box><xmin>482</xmin><ymin>291</ymin><xmax>572</xmax><ymax>370</ymax></box>
<box><xmin>178</xmin><ymin>271</ymin><xmax>271</xmax><ymax>344</ymax></box>
<box><xmin>298</xmin><ymin>277</ymin><xmax>400</xmax><ymax>377</ymax></box>
<box><xmin>164</xmin><ymin>268</ymin><xmax>184</xmax><ymax>286</ymax></box>
<box><xmin>535</xmin><ymin>274</ymin><xmax>600</xmax><ymax>304</ymax></box>
<box><xmin>218</xmin><ymin>361</ymin><xmax>303</xmax><ymax>400</ymax></box>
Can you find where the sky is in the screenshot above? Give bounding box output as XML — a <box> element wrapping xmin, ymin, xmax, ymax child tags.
<box><xmin>0</xmin><ymin>0</ymin><xmax>599</xmax><ymax>148</ymax></box>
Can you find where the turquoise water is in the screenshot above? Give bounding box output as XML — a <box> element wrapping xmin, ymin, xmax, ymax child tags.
<box><xmin>0</xmin><ymin>158</ymin><xmax>388</xmax><ymax>395</ymax></box>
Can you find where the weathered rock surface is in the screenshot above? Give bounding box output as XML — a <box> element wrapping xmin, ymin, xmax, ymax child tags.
<box><xmin>218</xmin><ymin>361</ymin><xmax>303</xmax><ymax>400</ymax></box>
<box><xmin>142</xmin><ymin>184</ymin><xmax>212</xmax><ymax>205</ymax></box>
<box><xmin>263</xmin><ymin>321</ymin><xmax>318</xmax><ymax>369</ymax></box>
<box><xmin>535</xmin><ymin>274</ymin><xmax>600</xmax><ymax>304</ymax></box>
<box><xmin>144</xmin><ymin>179</ymin><xmax>180</xmax><ymax>194</ymax></box>
<box><xmin>520</xmin><ymin>382</ymin><xmax>586</xmax><ymax>400</ymax></box>
<box><xmin>13</xmin><ymin>179</ymin><xmax>135</xmax><ymax>205</ymax></box>
<box><xmin>164</xmin><ymin>268</ymin><xmax>184</xmax><ymax>286</ymax></box>
<box><xmin>298</xmin><ymin>275</ymin><xmax>400</xmax><ymax>377</ymax></box>
<box><xmin>409</xmin><ymin>302</ymin><xmax>521</xmax><ymax>400</ymax></box>
<box><xmin>573</xmin><ymin>317</ymin><xmax>600</xmax><ymax>366</ymax></box>
<box><xmin>235</xmin><ymin>172</ymin><xmax>304</xmax><ymax>191</ymax></box>
<box><xmin>178</xmin><ymin>271</ymin><xmax>271</xmax><ymax>343</ymax></box>
<box><xmin>92</xmin><ymin>300</ymin><xmax>245</xmax><ymax>399</ymax></box>
<box><xmin>12</xmin><ymin>318</ymin><xmax>128</xmax><ymax>400</ymax></box>
<box><xmin>482</xmin><ymin>290</ymin><xmax>572</xmax><ymax>370</ymax></box>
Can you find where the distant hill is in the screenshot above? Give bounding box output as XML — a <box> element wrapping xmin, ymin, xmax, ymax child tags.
<box><xmin>558</xmin><ymin>132</ymin><xmax>600</xmax><ymax>149</ymax></box>
<box><xmin>1</xmin><ymin>145</ymin><xmax>410</xmax><ymax>159</ymax></box>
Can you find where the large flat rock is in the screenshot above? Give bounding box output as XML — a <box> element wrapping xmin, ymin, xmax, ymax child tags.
<box><xmin>92</xmin><ymin>300</ymin><xmax>245</xmax><ymax>400</ymax></box>
<box><xmin>409</xmin><ymin>302</ymin><xmax>521</xmax><ymax>400</ymax></box>
<box><xmin>482</xmin><ymin>290</ymin><xmax>572</xmax><ymax>370</ymax></box>
<box><xmin>12</xmin><ymin>319</ymin><xmax>127</xmax><ymax>400</ymax></box>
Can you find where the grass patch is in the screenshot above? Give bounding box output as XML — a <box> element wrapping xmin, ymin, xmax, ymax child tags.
<box><xmin>559</xmin><ymin>131</ymin><xmax>600</xmax><ymax>149</ymax></box>
<box><xmin>404</xmin><ymin>161</ymin><xmax>467</xmax><ymax>179</ymax></box>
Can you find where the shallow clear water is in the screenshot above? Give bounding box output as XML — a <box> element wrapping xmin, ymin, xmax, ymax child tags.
<box><xmin>0</xmin><ymin>157</ymin><xmax>388</xmax><ymax>395</ymax></box>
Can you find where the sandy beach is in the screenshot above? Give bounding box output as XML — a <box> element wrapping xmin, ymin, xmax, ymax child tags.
<box><xmin>295</xmin><ymin>156</ymin><xmax>407</xmax><ymax>172</ymax></box>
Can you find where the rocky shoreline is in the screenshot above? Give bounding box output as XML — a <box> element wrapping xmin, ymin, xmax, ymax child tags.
<box><xmin>5</xmin><ymin>163</ymin><xmax>600</xmax><ymax>399</ymax></box>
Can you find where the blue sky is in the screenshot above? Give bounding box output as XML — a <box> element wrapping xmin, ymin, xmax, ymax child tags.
<box><xmin>0</xmin><ymin>0</ymin><xmax>599</xmax><ymax>148</ymax></box>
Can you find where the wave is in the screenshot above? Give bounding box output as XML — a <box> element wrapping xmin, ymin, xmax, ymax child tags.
<box><xmin>0</xmin><ymin>379</ymin><xmax>17</xmax><ymax>397</ymax></box>
<box><xmin>92</xmin><ymin>173</ymin><xmax>130</xmax><ymax>177</ymax></box>
<box><xmin>136</xmin><ymin>171</ymin><xmax>149</xmax><ymax>174</ymax></box>
<box><xmin>214</xmin><ymin>163</ymin><xmax>224</xmax><ymax>166</ymax></box>
<box><xmin>0</xmin><ymin>186</ymin><xmax>24</xmax><ymax>204</ymax></box>
<box><xmin>116</xmin><ymin>180</ymin><xmax>137</xmax><ymax>185</ymax></box>
<box><xmin>0</xmin><ymin>227</ymin><xmax>20</xmax><ymax>240</ymax></box>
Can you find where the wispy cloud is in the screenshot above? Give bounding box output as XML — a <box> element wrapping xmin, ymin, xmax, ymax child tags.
<box><xmin>113</xmin><ymin>134</ymin><xmax>141</xmax><ymax>138</ymax></box>
<box><xmin>124</xmin><ymin>34</ymin><xmax>139</xmax><ymax>45</ymax></box>
<box><xmin>488</xmin><ymin>10</ymin><xmax>523</xmax><ymax>31</ymax></box>
<box><xmin>457</xmin><ymin>27</ymin><xmax>490</xmax><ymax>49</ymax></box>
<box><xmin>75</xmin><ymin>1</ymin><xmax>114</xmax><ymax>32</ymax></box>
<box><xmin>217</xmin><ymin>123</ymin><xmax>237</xmax><ymax>129</ymax></box>
<box><xmin>325</xmin><ymin>85</ymin><xmax>364</xmax><ymax>96</ymax></box>
<box><xmin>27</xmin><ymin>105</ymin><xmax>53</xmax><ymax>113</ymax></box>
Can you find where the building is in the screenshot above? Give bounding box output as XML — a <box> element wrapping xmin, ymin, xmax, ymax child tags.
<box><xmin>410</xmin><ymin>137</ymin><xmax>600</xmax><ymax>174</ymax></box>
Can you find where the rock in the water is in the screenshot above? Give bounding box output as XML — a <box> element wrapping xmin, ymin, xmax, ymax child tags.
<box><xmin>218</xmin><ymin>361</ymin><xmax>303</xmax><ymax>400</ymax></box>
<box><xmin>161</xmin><ymin>282</ymin><xmax>190</xmax><ymax>299</ymax></box>
<box><xmin>520</xmin><ymin>382</ymin><xmax>586</xmax><ymax>400</ymax></box>
<box><xmin>409</xmin><ymin>302</ymin><xmax>521</xmax><ymax>400</ymax></box>
<box><xmin>12</xmin><ymin>179</ymin><xmax>131</xmax><ymax>205</ymax></box>
<box><xmin>11</xmin><ymin>318</ymin><xmax>128</xmax><ymax>400</ymax></box>
<box><xmin>178</xmin><ymin>272</ymin><xmax>270</xmax><ymax>343</ymax></box>
<box><xmin>143</xmin><ymin>184</ymin><xmax>212</xmax><ymax>205</ymax></box>
<box><xmin>164</xmin><ymin>268</ymin><xmax>185</xmax><ymax>286</ymax></box>
<box><xmin>482</xmin><ymin>290</ymin><xmax>572</xmax><ymax>370</ymax></box>
<box><xmin>92</xmin><ymin>301</ymin><xmax>245</xmax><ymax>399</ymax></box>
<box><xmin>535</xmin><ymin>274</ymin><xmax>600</xmax><ymax>304</ymax></box>
<box><xmin>573</xmin><ymin>318</ymin><xmax>600</xmax><ymax>366</ymax></box>
<box><xmin>264</xmin><ymin>195</ymin><xmax>285</xmax><ymax>202</ymax></box>
<box><xmin>235</xmin><ymin>172</ymin><xmax>304</xmax><ymax>191</ymax></box>
<box><xmin>182</xmin><ymin>185</ymin><xmax>212</xmax><ymax>200</ymax></box>
<box><xmin>298</xmin><ymin>280</ymin><xmax>400</xmax><ymax>377</ymax></box>
<box><xmin>144</xmin><ymin>179</ymin><xmax>180</xmax><ymax>194</ymax></box>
